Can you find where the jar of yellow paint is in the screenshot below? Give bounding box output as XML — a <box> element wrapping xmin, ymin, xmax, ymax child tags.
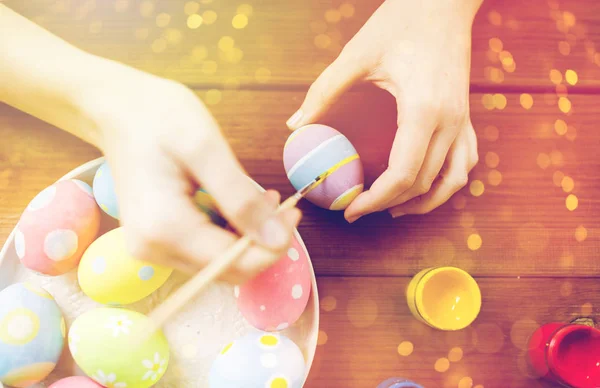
<box><xmin>406</xmin><ymin>267</ymin><xmax>481</xmax><ymax>331</ymax></box>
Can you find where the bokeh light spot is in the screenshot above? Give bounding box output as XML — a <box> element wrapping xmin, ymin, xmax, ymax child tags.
<box><xmin>554</xmin><ymin>119</ymin><xmax>568</xmax><ymax>135</ymax></box>
<box><xmin>218</xmin><ymin>36</ymin><xmax>235</xmax><ymax>51</ymax></box>
<box><xmin>561</xmin><ymin>176</ymin><xmax>574</xmax><ymax>192</ymax></box>
<box><xmin>140</xmin><ymin>1</ymin><xmax>154</xmax><ymax>17</ymax></box>
<box><xmin>202</xmin><ymin>60</ymin><xmax>218</xmax><ymax>75</ymax></box>
<box><xmin>460</xmin><ymin>212</ymin><xmax>475</xmax><ymax>228</ymax></box>
<box><xmin>255</xmin><ymin>67</ymin><xmax>272</xmax><ymax>83</ymax></box>
<box><xmin>566</xmin><ymin>125</ymin><xmax>577</xmax><ymax>141</ymax></box>
<box><xmin>339</xmin><ymin>3</ymin><xmax>355</xmax><ymax>18</ymax></box>
<box><xmin>205</xmin><ymin>89</ymin><xmax>222</xmax><ymax>105</ymax></box>
<box><xmin>187</xmin><ymin>14</ymin><xmax>203</xmax><ymax>29</ymax></box>
<box><xmin>164</xmin><ymin>28</ymin><xmax>183</xmax><ymax>45</ymax></box>
<box><xmin>151</xmin><ymin>38</ymin><xmax>167</xmax><ymax>53</ymax></box>
<box><xmin>563</xmin><ymin>11</ymin><xmax>576</xmax><ymax>27</ymax></box>
<box><xmin>398</xmin><ymin>341</ymin><xmax>414</xmax><ymax>356</ymax></box>
<box><xmin>314</xmin><ymin>34</ymin><xmax>332</xmax><ymax>49</ymax></box>
<box><xmin>237</xmin><ymin>4</ymin><xmax>253</xmax><ymax>17</ymax></box>
<box><xmin>552</xmin><ymin>171</ymin><xmax>565</xmax><ymax>187</ymax></box>
<box><xmin>536</xmin><ymin>153</ymin><xmax>551</xmax><ymax>169</ymax></box>
<box><xmin>493</xmin><ymin>94</ymin><xmax>507</xmax><ymax>109</ymax></box>
<box><xmin>565</xmin><ymin>69</ymin><xmax>578</xmax><ymax>85</ymax></box>
<box><xmin>488</xmin><ymin>170</ymin><xmax>502</xmax><ymax>186</ymax></box>
<box><xmin>582</xmin><ymin>302</ymin><xmax>593</xmax><ymax>315</ymax></box>
<box><xmin>184</xmin><ymin>1</ymin><xmax>200</xmax><ymax>15</ymax></box>
<box><xmin>550</xmin><ymin>150</ymin><xmax>563</xmax><ymax>166</ymax></box>
<box><xmin>488</xmin><ymin>10</ymin><xmax>502</xmax><ymax>26</ymax></box>
<box><xmin>232</xmin><ymin>14</ymin><xmax>249</xmax><ymax>29</ymax></box>
<box><xmin>467</xmin><ymin>234</ymin><xmax>482</xmax><ymax>251</ymax></box>
<box><xmin>452</xmin><ymin>195</ymin><xmax>467</xmax><ymax>210</ymax></box>
<box><xmin>549</xmin><ymin>69</ymin><xmax>563</xmax><ymax>85</ymax></box>
<box><xmin>558</xmin><ymin>97</ymin><xmax>572</xmax><ymax>114</ymax></box>
<box><xmin>520</xmin><ymin>94</ymin><xmax>533</xmax><ymax>109</ymax></box>
<box><xmin>321</xmin><ymin>296</ymin><xmax>337</xmax><ymax>312</ymax></box>
<box><xmin>202</xmin><ymin>10</ymin><xmax>217</xmax><ymax>24</ymax></box>
<box><xmin>448</xmin><ymin>347</ymin><xmax>463</xmax><ymax>362</ymax></box>
<box><xmin>473</xmin><ymin>323</ymin><xmax>505</xmax><ymax>353</ymax></box>
<box><xmin>434</xmin><ymin>358</ymin><xmax>451</xmax><ymax>373</ymax></box>
<box><xmin>325</xmin><ymin>9</ymin><xmax>342</xmax><ymax>23</ymax></box>
<box><xmin>458</xmin><ymin>377</ymin><xmax>474</xmax><ymax>388</ymax></box>
<box><xmin>470</xmin><ymin>180</ymin><xmax>485</xmax><ymax>197</ymax></box>
<box><xmin>191</xmin><ymin>45</ymin><xmax>208</xmax><ymax>62</ymax></box>
<box><xmin>566</xmin><ymin>194</ymin><xmax>578</xmax><ymax>211</ymax></box>
<box><xmin>559</xmin><ymin>41</ymin><xmax>571</xmax><ymax>55</ymax></box>
<box><xmin>317</xmin><ymin>330</ymin><xmax>328</xmax><ymax>345</ymax></box>
<box><xmin>156</xmin><ymin>13</ymin><xmax>171</xmax><ymax>28</ymax></box>
<box><xmin>482</xmin><ymin>94</ymin><xmax>495</xmax><ymax>110</ymax></box>
<box><xmin>485</xmin><ymin>152</ymin><xmax>500</xmax><ymax>168</ymax></box>
<box><xmin>575</xmin><ymin>225</ymin><xmax>587</xmax><ymax>242</ymax></box>
<box><xmin>489</xmin><ymin>38</ymin><xmax>503</xmax><ymax>53</ymax></box>
<box><xmin>560</xmin><ymin>251</ymin><xmax>575</xmax><ymax>268</ymax></box>
<box><xmin>484</xmin><ymin>125</ymin><xmax>499</xmax><ymax>141</ymax></box>
<box><xmin>346</xmin><ymin>297</ymin><xmax>378</xmax><ymax>328</ymax></box>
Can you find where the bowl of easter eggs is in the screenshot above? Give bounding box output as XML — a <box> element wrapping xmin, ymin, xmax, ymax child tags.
<box><xmin>0</xmin><ymin>153</ymin><xmax>324</xmax><ymax>388</ymax></box>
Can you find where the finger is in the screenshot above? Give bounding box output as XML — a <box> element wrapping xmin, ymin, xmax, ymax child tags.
<box><xmin>388</xmin><ymin>126</ymin><xmax>474</xmax><ymax>217</ymax></box>
<box><xmin>344</xmin><ymin>107</ymin><xmax>437</xmax><ymax>222</ymax></box>
<box><xmin>286</xmin><ymin>48</ymin><xmax>367</xmax><ymax>130</ymax></box>
<box><xmin>386</xmin><ymin>124</ymin><xmax>460</xmax><ymax>208</ymax></box>
<box><xmin>176</xmin><ymin>118</ymin><xmax>295</xmax><ymax>251</ymax></box>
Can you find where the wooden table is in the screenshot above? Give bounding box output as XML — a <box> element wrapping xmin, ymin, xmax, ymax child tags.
<box><xmin>2</xmin><ymin>0</ymin><xmax>600</xmax><ymax>387</ymax></box>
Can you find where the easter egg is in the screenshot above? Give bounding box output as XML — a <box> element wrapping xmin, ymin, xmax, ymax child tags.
<box><xmin>236</xmin><ymin>235</ymin><xmax>311</xmax><ymax>331</ymax></box>
<box><xmin>49</xmin><ymin>376</ymin><xmax>104</xmax><ymax>388</ymax></box>
<box><xmin>16</xmin><ymin>179</ymin><xmax>101</xmax><ymax>276</ymax></box>
<box><xmin>194</xmin><ymin>188</ymin><xmax>226</xmax><ymax>227</ymax></box>
<box><xmin>92</xmin><ymin>161</ymin><xmax>119</xmax><ymax>219</ymax></box>
<box><xmin>69</xmin><ymin>307</ymin><xmax>169</xmax><ymax>388</ymax></box>
<box><xmin>210</xmin><ymin>331</ymin><xmax>305</xmax><ymax>388</ymax></box>
<box><xmin>283</xmin><ymin>124</ymin><xmax>364</xmax><ymax>210</ymax></box>
<box><xmin>0</xmin><ymin>282</ymin><xmax>65</xmax><ymax>388</ymax></box>
<box><xmin>78</xmin><ymin>227</ymin><xmax>173</xmax><ymax>305</ymax></box>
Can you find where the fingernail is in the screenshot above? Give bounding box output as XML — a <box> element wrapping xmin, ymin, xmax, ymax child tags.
<box><xmin>259</xmin><ymin>216</ymin><xmax>289</xmax><ymax>249</ymax></box>
<box><xmin>391</xmin><ymin>212</ymin><xmax>405</xmax><ymax>218</ymax></box>
<box><xmin>346</xmin><ymin>215</ymin><xmax>360</xmax><ymax>224</ymax></box>
<box><xmin>286</xmin><ymin>109</ymin><xmax>304</xmax><ymax>130</ymax></box>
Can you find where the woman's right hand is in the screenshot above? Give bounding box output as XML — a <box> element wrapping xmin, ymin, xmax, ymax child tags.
<box><xmin>80</xmin><ymin>59</ymin><xmax>300</xmax><ymax>284</ymax></box>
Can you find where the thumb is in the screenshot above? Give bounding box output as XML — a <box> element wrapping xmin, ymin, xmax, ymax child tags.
<box><xmin>286</xmin><ymin>50</ymin><xmax>366</xmax><ymax>130</ymax></box>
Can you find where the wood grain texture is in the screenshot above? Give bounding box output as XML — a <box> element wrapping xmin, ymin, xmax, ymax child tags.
<box><xmin>4</xmin><ymin>0</ymin><xmax>600</xmax><ymax>88</ymax></box>
<box><xmin>1</xmin><ymin>90</ymin><xmax>599</xmax><ymax>278</ymax></box>
<box><xmin>307</xmin><ymin>276</ymin><xmax>600</xmax><ymax>388</ymax></box>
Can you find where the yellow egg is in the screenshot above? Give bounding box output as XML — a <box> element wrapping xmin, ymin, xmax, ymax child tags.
<box><xmin>78</xmin><ymin>227</ymin><xmax>173</xmax><ymax>305</ymax></box>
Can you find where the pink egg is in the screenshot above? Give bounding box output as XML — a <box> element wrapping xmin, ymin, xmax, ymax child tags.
<box><xmin>49</xmin><ymin>376</ymin><xmax>104</xmax><ymax>388</ymax></box>
<box><xmin>236</xmin><ymin>235</ymin><xmax>312</xmax><ymax>331</ymax></box>
<box><xmin>16</xmin><ymin>179</ymin><xmax>101</xmax><ymax>276</ymax></box>
<box><xmin>283</xmin><ymin>124</ymin><xmax>364</xmax><ymax>210</ymax></box>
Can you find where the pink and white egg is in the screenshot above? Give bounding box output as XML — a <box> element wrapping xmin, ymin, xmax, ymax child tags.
<box><xmin>49</xmin><ymin>376</ymin><xmax>104</xmax><ymax>388</ymax></box>
<box><xmin>236</xmin><ymin>235</ymin><xmax>311</xmax><ymax>332</ymax></box>
<box><xmin>283</xmin><ymin>124</ymin><xmax>364</xmax><ymax>210</ymax></box>
<box><xmin>15</xmin><ymin>179</ymin><xmax>101</xmax><ymax>276</ymax></box>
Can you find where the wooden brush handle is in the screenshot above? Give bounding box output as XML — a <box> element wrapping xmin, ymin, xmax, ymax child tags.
<box><xmin>142</xmin><ymin>194</ymin><xmax>302</xmax><ymax>339</ymax></box>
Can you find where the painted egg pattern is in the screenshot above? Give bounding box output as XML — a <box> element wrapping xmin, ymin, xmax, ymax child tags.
<box><xmin>15</xmin><ymin>179</ymin><xmax>101</xmax><ymax>276</ymax></box>
<box><xmin>0</xmin><ymin>282</ymin><xmax>65</xmax><ymax>388</ymax></box>
<box><xmin>283</xmin><ymin>124</ymin><xmax>364</xmax><ymax>210</ymax></box>
<box><xmin>49</xmin><ymin>376</ymin><xmax>104</xmax><ymax>388</ymax></box>
<box><xmin>69</xmin><ymin>307</ymin><xmax>169</xmax><ymax>388</ymax></box>
<box><xmin>93</xmin><ymin>161</ymin><xmax>119</xmax><ymax>219</ymax></box>
<box><xmin>78</xmin><ymin>227</ymin><xmax>173</xmax><ymax>305</ymax></box>
<box><xmin>210</xmin><ymin>331</ymin><xmax>305</xmax><ymax>388</ymax></box>
<box><xmin>236</xmin><ymin>236</ymin><xmax>311</xmax><ymax>331</ymax></box>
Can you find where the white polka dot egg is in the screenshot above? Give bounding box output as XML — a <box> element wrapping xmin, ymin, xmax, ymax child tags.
<box><xmin>78</xmin><ymin>227</ymin><xmax>173</xmax><ymax>305</ymax></box>
<box><xmin>210</xmin><ymin>331</ymin><xmax>306</xmax><ymax>388</ymax></box>
<box><xmin>16</xmin><ymin>179</ymin><xmax>101</xmax><ymax>276</ymax></box>
<box><xmin>69</xmin><ymin>307</ymin><xmax>170</xmax><ymax>388</ymax></box>
<box><xmin>92</xmin><ymin>161</ymin><xmax>119</xmax><ymax>219</ymax></box>
<box><xmin>236</xmin><ymin>235</ymin><xmax>311</xmax><ymax>331</ymax></box>
<box><xmin>0</xmin><ymin>282</ymin><xmax>65</xmax><ymax>388</ymax></box>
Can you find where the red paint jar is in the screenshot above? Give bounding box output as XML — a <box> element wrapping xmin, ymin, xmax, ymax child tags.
<box><xmin>528</xmin><ymin>323</ymin><xmax>600</xmax><ymax>387</ymax></box>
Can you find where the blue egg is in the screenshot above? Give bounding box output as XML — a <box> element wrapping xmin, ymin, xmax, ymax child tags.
<box><xmin>377</xmin><ymin>378</ymin><xmax>424</xmax><ymax>388</ymax></box>
<box><xmin>0</xmin><ymin>282</ymin><xmax>65</xmax><ymax>388</ymax></box>
<box><xmin>93</xmin><ymin>161</ymin><xmax>119</xmax><ymax>219</ymax></box>
<box><xmin>210</xmin><ymin>331</ymin><xmax>305</xmax><ymax>388</ymax></box>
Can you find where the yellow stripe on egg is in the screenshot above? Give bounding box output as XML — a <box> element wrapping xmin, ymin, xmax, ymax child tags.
<box><xmin>330</xmin><ymin>184</ymin><xmax>364</xmax><ymax>210</ymax></box>
<box><xmin>284</xmin><ymin>124</ymin><xmax>311</xmax><ymax>148</ymax></box>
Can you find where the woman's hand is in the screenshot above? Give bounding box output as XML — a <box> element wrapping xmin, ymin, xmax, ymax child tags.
<box><xmin>80</xmin><ymin>63</ymin><xmax>300</xmax><ymax>283</ymax></box>
<box><xmin>287</xmin><ymin>0</ymin><xmax>482</xmax><ymax>222</ymax></box>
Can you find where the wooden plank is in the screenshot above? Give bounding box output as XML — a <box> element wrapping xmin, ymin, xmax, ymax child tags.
<box><xmin>306</xmin><ymin>276</ymin><xmax>600</xmax><ymax>388</ymax></box>
<box><xmin>3</xmin><ymin>0</ymin><xmax>600</xmax><ymax>88</ymax></box>
<box><xmin>1</xmin><ymin>90</ymin><xmax>600</xmax><ymax>277</ymax></box>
